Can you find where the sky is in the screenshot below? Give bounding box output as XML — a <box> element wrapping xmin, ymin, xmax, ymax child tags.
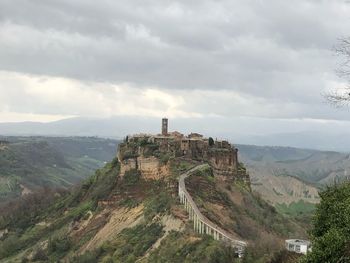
<box><xmin>1</xmin><ymin>0</ymin><xmax>350</xmax><ymax>143</ymax></box>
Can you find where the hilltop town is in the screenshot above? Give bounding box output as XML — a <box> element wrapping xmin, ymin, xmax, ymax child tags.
<box><xmin>117</xmin><ymin>118</ymin><xmax>250</xmax><ymax>185</ymax></box>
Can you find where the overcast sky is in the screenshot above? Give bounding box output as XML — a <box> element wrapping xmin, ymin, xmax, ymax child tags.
<box><xmin>1</xmin><ymin>0</ymin><xmax>350</xmax><ymax>140</ymax></box>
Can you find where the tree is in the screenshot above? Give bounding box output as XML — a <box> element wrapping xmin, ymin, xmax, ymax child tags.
<box><xmin>302</xmin><ymin>181</ymin><xmax>350</xmax><ymax>263</ymax></box>
<box><xmin>208</xmin><ymin>137</ymin><xmax>214</xmax><ymax>147</ymax></box>
<box><xmin>326</xmin><ymin>38</ymin><xmax>350</xmax><ymax>106</ymax></box>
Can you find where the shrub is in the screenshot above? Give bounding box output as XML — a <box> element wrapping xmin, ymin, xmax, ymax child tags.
<box><xmin>144</xmin><ymin>191</ymin><xmax>173</xmax><ymax>220</ymax></box>
<box><xmin>48</xmin><ymin>234</ymin><xmax>72</xmax><ymax>254</ymax></box>
<box><xmin>112</xmin><ymin>223</ymin><xmax>164</xmax><ymax>261</ymax></box>
<box><xmin>123</xmin><ymin>169</ymin><xmax>141</xmax><ymax>186</ymax></box>
<box><xmin>73</xmin><ymin>249</ymin><xmax>104</xmax><ymax>263</ymax></box>
<box><xmin>160</xmin><ymin>153</ymin><xmax>171</xmax><ymax>165</ymax></box>
<box><xmin>0</xmin><ymin>234</ymin><xmax>21</xmax><ymax>258</ymax></box>
<box><xmin>32</xmin><ymin>248</ymin><xmax>48</xmax><ymax>261</ymax></box>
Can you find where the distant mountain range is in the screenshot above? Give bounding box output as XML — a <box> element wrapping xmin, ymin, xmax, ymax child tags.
<box><xmin>2</xmin><ymin>117</ymin><xmax>350</xmax><ymax>151</ymax></box>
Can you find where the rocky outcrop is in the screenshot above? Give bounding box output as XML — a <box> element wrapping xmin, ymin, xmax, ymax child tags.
<box><xmin>119</xmin><ymin>158</ymin><xmax>137</xmax><ymax>177</ymax></box>
<box><xmin>137</xmin><ymin>156</ymin><xmax>171</xmax><ymax>180</ymax></box>
<box><xmin>119</xmin><ymin>156</ymin><xmax>171</xmax><ymax>180</ymax></box>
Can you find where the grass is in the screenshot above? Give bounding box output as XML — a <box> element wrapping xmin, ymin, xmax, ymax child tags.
<box><xmin>148</xmin><ymin>231</ymin><xmax>240</xmax><ymax>263</ymax></box>
<box><xmin>275</xmin><ymin>200</ymin><xmax>316</xmax><ymax>217</ymax></box>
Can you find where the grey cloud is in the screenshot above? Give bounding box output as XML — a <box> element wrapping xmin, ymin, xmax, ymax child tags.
<box><xmin>0</xmin><ymin>0</ymin><xmax>349</xmax><ymax>122</ymax></box>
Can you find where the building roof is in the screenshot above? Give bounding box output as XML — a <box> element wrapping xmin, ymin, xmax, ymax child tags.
<box><xmin>285</xmin><ymin>239</ymin><xmax>311</xmax><ymax>246</ymax></box>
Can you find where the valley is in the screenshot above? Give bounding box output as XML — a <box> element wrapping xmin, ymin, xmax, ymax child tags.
<box><xmin>0</xmin><ymin>133</ymin><xmax>349</xmax><ymax>262</ymax></box>
<box><xmin>0</xmin><ymin>137</ymin><xmax>119</xmax><ymax>203</ymax></box>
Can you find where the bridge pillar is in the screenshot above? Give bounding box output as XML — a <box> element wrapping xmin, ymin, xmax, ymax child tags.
<box><xmin>193</xmin><ymin>214</ymin><xmax>197</xmax><ymax>231</ymax></box>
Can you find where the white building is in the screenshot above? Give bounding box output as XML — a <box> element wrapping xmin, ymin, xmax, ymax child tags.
<box><xmin>285</xmin><ymin>239</ymin><xmax>311</xmax><ymax>255</ymax></box>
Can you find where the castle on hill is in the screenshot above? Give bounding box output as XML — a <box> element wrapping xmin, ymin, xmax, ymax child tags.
<box><xmin>117</xmin><ymin>118</ymin><xmax>250</xmax><ymax>184</ymax></box>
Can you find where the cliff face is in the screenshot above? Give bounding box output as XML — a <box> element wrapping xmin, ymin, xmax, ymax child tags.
<box><xmin>117</xmin><ymin>138</ymin><xmax>250</xmax><ymax>185</ymax></box>
<box><xmin>137</xmin><ymin>156</ymin><xmax>171</xmax><ymax>180</ymax></box>
<box><xmin>119</xmin><ymin>156</ymin><xmax>171</xmax><ymax>180</ymax></box>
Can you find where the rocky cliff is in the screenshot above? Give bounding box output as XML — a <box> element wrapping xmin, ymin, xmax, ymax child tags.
<box><xmin>119</xmin><ymin>156</ymin><xmax>171</xmax><ymax>180</ymax></box>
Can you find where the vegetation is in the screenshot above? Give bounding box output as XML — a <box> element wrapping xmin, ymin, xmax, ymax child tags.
<box><xmin>0</xmin><ymin>158</ymin><xmax>120</xmax><ymax>261</ymax></box>
<box><xmin>73</xmin><ymin>223</ymin><xmax>164</xmax><ymax>263</ymax></box>
<box><xmin>144</xmin><ymin>191</ymin><xmax>173</xmax><ymax>220</ymax></box>
<box><xmin>302</xmin><ymin>181</ymin><xmax>350</xmax><ymax>263</ymax></box>
<box><xmin>268</xmin><ymin>250</ymin><xmax>301</xmax><ymax>263</ymax></box>
<box><xmin>0</xmin><ymin>188</ymin><xmax>70</xmax><ymax>230</ymax></box>
<box><xmin>208</xmin><ymin>137</ymin><xmax>214</xmax><ymax>146</ymax></box>
<box><xmin>0</xmin><ymin>139</ymin><xmax>313</xmax><ymax>262</ymax></box>
<box><xmin>148</xmin><ymin>231</ymin><xmax>239</xmax><ymax>263</ymax></box>
<box><xmin>123</xmin><ymin>169</ymin><xmax>141</xmax><ymax>186</ymax></box>
<box><xmin>170</xmin><ymin>159</ymin><xmax>196</xmax><ymax>178</ymax></box>
<box><xmin>275</xmin><ymin>200</ymin><xmax>316</xmax><ymax>218</ymax></box>
<box><xmin>0</xmin><ymin>136</ymin><xmax>118</xmax><ymax>203</ymax></box>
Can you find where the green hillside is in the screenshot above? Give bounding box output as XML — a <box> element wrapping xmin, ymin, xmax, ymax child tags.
<box><xmin>0</xmin><ymin>158</ymin><xmax>307</xmax><ymax>263</ymax></box>
<box><xmin>0</xmin><ymin>137</ymin><xmax>119</xmax><ymax>202</ymax></box>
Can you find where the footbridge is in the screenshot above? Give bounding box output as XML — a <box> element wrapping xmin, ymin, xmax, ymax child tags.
<box><xmin>178</xmin><ymin>164</ymin><xmax>247</xmax><ymax>254</ymax></box>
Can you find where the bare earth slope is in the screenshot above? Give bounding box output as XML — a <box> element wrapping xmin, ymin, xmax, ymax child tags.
<box><xmin>237</xmin><ymin>144</ymin><xmax>350</xmax><ymax>205</ymax></box>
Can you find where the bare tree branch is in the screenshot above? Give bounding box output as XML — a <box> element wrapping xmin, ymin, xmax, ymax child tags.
<box><xmin>326</xmin><ymin>37</ymin><xmax>350</xmax><ymax>107</ymax></box>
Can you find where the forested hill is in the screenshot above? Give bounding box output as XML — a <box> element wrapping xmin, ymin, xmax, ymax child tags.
<box><xmin>0</xmin><ymin>137</ymin><xmax>119</xmax><ymax>203</ymax></box>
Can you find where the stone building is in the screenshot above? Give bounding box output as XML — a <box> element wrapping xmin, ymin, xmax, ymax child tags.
<box><xmin>119</xmin><ymin>119</ymin><xmax>250</xmax><ymax>184</ymax></box>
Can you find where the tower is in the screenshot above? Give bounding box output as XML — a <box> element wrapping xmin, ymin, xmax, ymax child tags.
<box><xmin>162</xmin><ymin>118</ymin><xmax>168</xmax><ymax>135</ymax></box>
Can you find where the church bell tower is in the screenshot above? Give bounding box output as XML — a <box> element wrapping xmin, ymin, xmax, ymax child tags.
<box><xmin>162</xmin><ymin>118</ymin><xmax>168</xmax><ymax>135</ymax></box>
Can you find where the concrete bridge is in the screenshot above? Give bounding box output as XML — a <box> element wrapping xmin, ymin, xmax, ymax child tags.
<box><xmin>178</xmin><ymin>164</ymin><xmax>247</xmax><ymax>254</ymax></box>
